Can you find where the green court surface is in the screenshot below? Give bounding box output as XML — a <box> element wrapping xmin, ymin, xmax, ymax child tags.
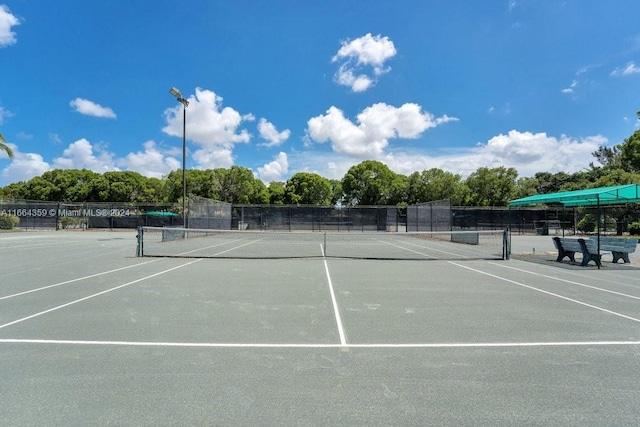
<box><xmin>1</xmin><ymin>231</ymin><xmax>639</xmax><ymax>425</ymax></box>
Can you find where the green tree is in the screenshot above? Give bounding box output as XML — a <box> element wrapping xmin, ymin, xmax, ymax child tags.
<box><xmin>341</xmin><ymin>160</ymin><xmax>400</xmax><ymax>205</ymax></box>
<box><xmin>162</xmin><ymin>168</ymin><xmax>216</xmax><ymax>203</ymax></box>
<box><xmin>619</xmin><ymin>129</ymin><xmax>640</xmax><ymax>173</ymax></box>
<box><xmin>37</xmin><ymin>169</ymin><xmax>100</xmax><ymax>202</ymax></box>
<box><xmin>284</xmin><ymin>172</ymin><xmax>332</xmax><ymax>205</ymax></box>
<box><xmin>593</xmin><ymin>168</ymin><xmax>640</xmax><ymax>188</ymax></box>
<box><xmin>514</xmin><ymin>176</ymin><xmax>539</xmax><ymax>200</ymax></box>
<box><xmin>534</xmin><ymin>171</ymin><xmax>597</xmax><ymax>194</ymax></box>
<box><xmin>386</xmin><ymin>173</ymin><xmax>408</xmax><ymax>206</ymax></box>
<box><xmin>591</xmin><ymin>145</ymin><xmax>622</xmax><ymax>169</ymax></box>
<box><xmin>0</xmin><ymin>181</ymin><xmax>24</xmax><ymax>198</ymax></box>
<box><xmin>329</xmin><ymin>179</ymin><xmax>343</xmax><ymax>205</ymax></box>
<box><xmin>215</xmin><ymin>166</ymin><xmax>268</xmax><ymax>204</ymax></box>
<box><xmin>0</xmin><ymin>132</ymin><xmax>14</xmax><ymax>158</ymax></box>
<box><xmin>162</xmin><ymin>169</ymin><xmax>184</xmax><ymax>203</ymax></box>
<box><xmin>268</xmin><ymin>181</ymin><xmax>286</xmax><ymax>204</ymax></box>
<box><xmin>87</xmin><ymin>175</ymin><xmax>110</xmax><ymax>201</ymax></box>
<box><xmin>601</xmin><ymin>110</ymin><xmax>640</xmax><ymax>173</ymax></box>
<box><xmin>405</xmin><ymin>168</ymin><xmax>464</xmax><ymax>205</ymax></box>
<box><xmin>144</xmin><ymin>177</ymin><xmax>164</xmax><ymax>203</ymax></box>
<box><xmin>464</xmin><ymin>166</ymin><xmax>518</xmax><ymax>206</ymax></box>
<box><xmin>19</xmin><ymin>176</ymin><xmax>58</xmax><ymax>200</ymax></box>
<box><xmin>102</xmin><ymin>171</ymin><xmax>146</xmax><ymax>202</ymax></box>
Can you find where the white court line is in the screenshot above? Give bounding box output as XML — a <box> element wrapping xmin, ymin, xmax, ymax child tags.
<box><xmin>0</xmin><ymin>338</ymin><xmax>639</xmax><ymax>349</ymax></box>
<box><xmin>322</xmin><ymin>244</ymin><xmax>347</xmax><ymax>345</ymax></box>
<box><xmin>392</xmin><ymin>238</ymin><xmax>470</xmax><ymax>258</ymax></box>
<box><xmin>175</xmin><ymin>237</ymin><xmax>262</xmax><ymax>257</ymax></box>
<box><xmin>374</xmin><ymin>239</ymin><xmax>436</xmax><ymax>258</ymax></box>
<box><xmin>0</xmin><ymin>259</ymin><xmax>161</xmax><ymax>301</ymax></box>
<box><xmin>450</xmin><ymin>261</ymin><xmax>640</xmax><ymax>323</ymax></box>
<box><xmin>489</xmin><ymin>261</ymin><xmax>640</xmax><ymax>301</ymax></box>
<box><xmin>0</xmin><ymin>259</ymin><xmax>202</xmax><ymax>330</ymax></box>
<box><xmin>0</xmin><ymin>240</ymin><xmax>99</xmax><ymax>251</ymax></box>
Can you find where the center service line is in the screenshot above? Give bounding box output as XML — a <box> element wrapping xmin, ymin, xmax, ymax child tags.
<box><xmin>0</xmin><ymin>259</ymin><xmax>203</xmax><ymax>331</ymax></box>
<box><xmin>449</xmin><ymin>261</ymin><xmax>640</xmax><ymax>324</ymax></box>
<box><xmin>321</xmin><ymin>244</ymin><xmax>347</xmax><ymax>346</ymax></box>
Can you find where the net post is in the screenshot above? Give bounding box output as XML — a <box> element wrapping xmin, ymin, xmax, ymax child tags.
<box><xmin>503</xmin><ymin>228</ymin><xmax>510</xmax><ymax>260</ymax></box>
<box><xmin>323</xmin><ymin>232</ymin><xmax>327</xmax><ymax>256</ymax></box>
<box><xmin>136</xmin><ymin>226</ymin><xmax>143</xmax><ymax>257</ymax></box>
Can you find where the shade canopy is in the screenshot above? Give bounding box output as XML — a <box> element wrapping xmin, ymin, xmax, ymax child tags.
<box><xmin>509</xmin><ymin>184</ymin><xmax>640</xmax><ymax>207</ymax></box>
<box><xmin>146</xmin><ymin>211</ymin><xmax>178</xmax><ymax>217</ymax></box>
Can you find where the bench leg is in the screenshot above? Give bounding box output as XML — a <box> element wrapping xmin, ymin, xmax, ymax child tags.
<box><xmin>611</xmin><ymin>251</ymin><xmax>631</xmax><ymax>263</ymax></box>
<box><xmin>580</xmin><ymin>253</ymin><xmax>601</xmax><ymax>267</ymax></box>
<box><xmin>556</xmin><ymin>250</ymin><xmax>576</xmax><ymax>263</ymax></box>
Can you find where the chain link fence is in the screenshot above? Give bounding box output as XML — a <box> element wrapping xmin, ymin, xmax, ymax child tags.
<box><xmin>4</xmin><ymin>197</ymin><xmax>638</xmax><ymax>235</ymax></box>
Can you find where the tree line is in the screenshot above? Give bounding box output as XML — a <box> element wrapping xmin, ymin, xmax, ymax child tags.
<box><xmin>1</xmin><ymin>111</ymin><xmax>639</xmax><ymax>207</ymax></box>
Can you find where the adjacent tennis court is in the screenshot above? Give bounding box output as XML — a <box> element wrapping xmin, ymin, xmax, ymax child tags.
<box><xmin>1</xmin><ymin>230</ymin><xmax>639</xmax><ymax>425</ymax></box>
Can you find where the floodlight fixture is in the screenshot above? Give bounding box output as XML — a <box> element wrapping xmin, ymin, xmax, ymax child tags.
<box><xmin>170</xmin><ymin>86</ymin><xmax>189</xmax><ymax>107</ymax></box>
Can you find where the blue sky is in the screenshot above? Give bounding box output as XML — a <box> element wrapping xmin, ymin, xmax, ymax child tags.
<box><xmin>1</xmin><ymin>1</ymin><xmax>639</xmax><ymax>187</ymax></box>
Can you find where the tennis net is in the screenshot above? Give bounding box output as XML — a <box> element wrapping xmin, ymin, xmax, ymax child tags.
<box><xmin>136</xmin><ymin>226</ymin><xmax>509</xmax><ymax>261</ymax></box>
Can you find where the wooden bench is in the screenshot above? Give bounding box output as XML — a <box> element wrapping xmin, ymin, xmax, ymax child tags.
<box><xmin>552</xmin><ymin>237</ymin><xmax>580</xmax><ymax>263</ymax></box>
<box><xmin>553</xmin><ymin>236</ymin><xmax>638</xmax><ymax>267</ymax></box>
<box><xmin>596</xmin><ymin>237</ymin><xmax>638</xmax><ymax>264</ymax></box>
<box><xmin>552</xmin><ymin>237</ymin><xmax>603</xmax><ymax>267</ymax></box>
<box><xmin>578</xmin><ymin>238</ymin><xmax>603</xmax><ymax>267</ymax></box>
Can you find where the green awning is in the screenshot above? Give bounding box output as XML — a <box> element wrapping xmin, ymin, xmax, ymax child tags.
<box><xmin>146</xmin><ymin>211</ymin><xmax>179</xmax><ymax>217</ymax></box>
<box><xmin>509</xmin><ymin>184</ymin><xmax>640</xmax><ymax>207</ymax></box>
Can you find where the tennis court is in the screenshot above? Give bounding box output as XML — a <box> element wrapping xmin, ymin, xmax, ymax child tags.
<box><xmin>1</xmin><ymin>230</ymin><xmax>639</xmax><ymax>425</ymax></box>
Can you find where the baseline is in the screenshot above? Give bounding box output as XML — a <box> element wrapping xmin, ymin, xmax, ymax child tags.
<box><xmin>1</xmin><ymin>338</ymin><xmax>639</xmax><ymax>349</ymax></box>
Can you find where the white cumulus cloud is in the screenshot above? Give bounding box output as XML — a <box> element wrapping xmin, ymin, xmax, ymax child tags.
<box><xmin>1</xmin><ymin>137</ymin><xmax>205</xmax><ymax>185</ymax></box>
<box><xmin>306</xmin><ymin>103</ymin><xmax>458</xmax><ymax>158</ymax></box>
<box><xmin>332</xmin><ymin>33</ymin><xmax>397</xmax><ymax>92</ymax></box>
<box><xmin>0</xmin><ymin>5</ymin><xmax>20</xmax><ymax>48</ymax></box>
<box><xmin>258</xmin><ymin>118</ymin><xmax>290</xmax><ymax>147</ymax></box>
<box><xmin>191</xmin><ymin>147</ymin><xmax>235</xmax><ymax>169</ymax></box>
<box><xmin>1</xmin><ymin>152</ymin><xmax>50</xmax><ymax>182</ymax></box>
<box><xmin>381</xmin><ymin>131</ymin><xmax>604</xmax><ymax>179</ymax></box>
<box><xmin>257</xmin><ymin>152</ymin><xmax>289</xmax><ymax>182</ymax></box>
<box><xmin>70</xmin><ymin>98</ymin><xmax>117</xmax><ymax>119</ymax></box>
<box><xmin>291</xmin><ymin>130</ymin><xmax>605</xmax><ymax>182</ymax></box>
<box><xmin>163</xmin><ymin>87</ymin><xmax>254</xmax><ymax>169</ymax></box>
<box><xmin>52</xmin><ymin>138</ymin><xmax>118</xmax><ymax>172</ymax></box>
<box><xmin>118</xmin><ymin>140</ymin><xmax>180</xmax><ymax>179</ymax></box>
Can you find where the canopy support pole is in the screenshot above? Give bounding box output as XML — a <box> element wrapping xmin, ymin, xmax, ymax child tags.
<box><xmin>596</xmin><ymin>196</ymin><xmax>601</xmax><ymax>269</ymax></box>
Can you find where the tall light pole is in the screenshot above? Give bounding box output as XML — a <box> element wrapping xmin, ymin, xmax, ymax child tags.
<box><xmin>169</xmin><ymin>87</ymin><xmax>189</xmax><ymax>228</ymax></box>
